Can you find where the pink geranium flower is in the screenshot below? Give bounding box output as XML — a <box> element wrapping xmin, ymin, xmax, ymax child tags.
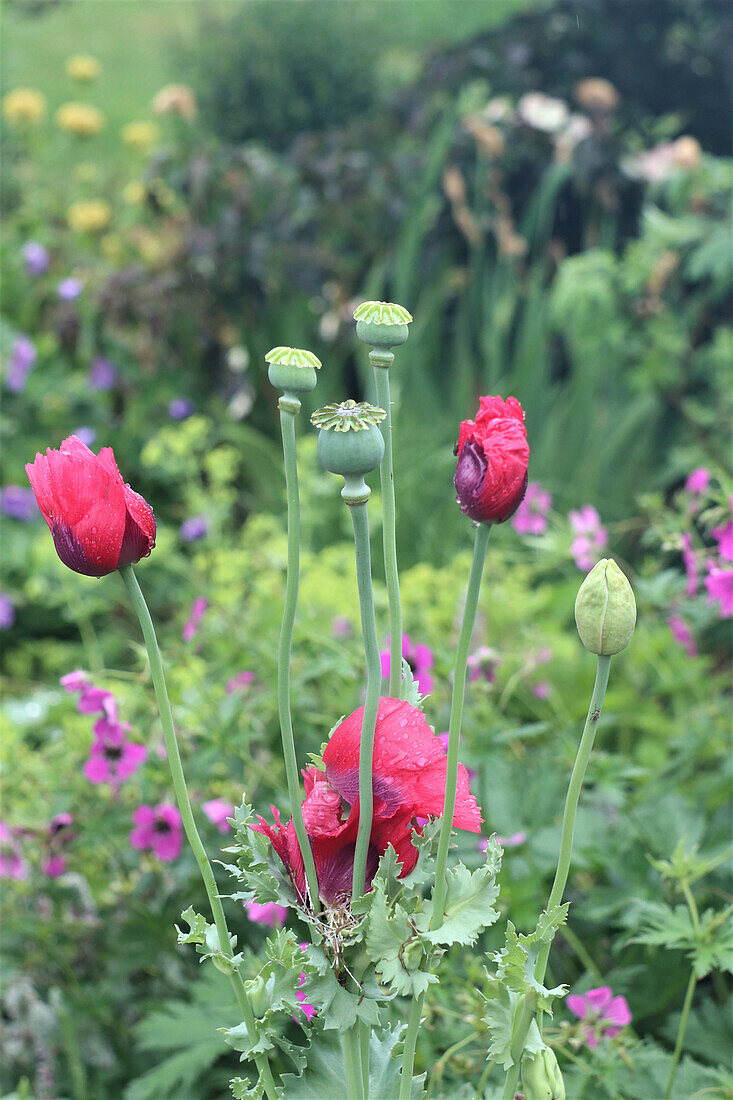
<box><xmin>60</xmin><ymin>670</ymin><xmax>91</xmax><ymax>693</ymax></box>
<box><xmin>512</xmin><ymin>482</ymin><xmax>552</xmax><ymax>535</ymax></box>
<box><xmin>569</xmin><ymin>506</ymin><xmax>608</xmax><ymax>571</ymax></box>
<box><xmin>245</xmin><ymin>900</ymin><xmax>289</xmax><ymax>927</ymax></box>
<box><xmin>685</xmin><ymin>467</ymin><xmax>710</xmax><ymax>495</ymax></box>
<box><xmin>467</xmin><ymin>646</ymin><xmax>501</xmax><ymax>684</ymax></box>
<box><xmin>680</xmin><ymin>533</ymin><xmax>699</xmax><ymax>596</ymax></box>
<box><xmin>77</xmin><ymin>685</ymin><xmax>117</xmax><ymax>721</ymax></box>
<box><xmin>130</xmin><ymin>802</ymin><xmax>183</xmax><ymax>862</ymax></box>
<box><xmin>481</xmin><ymin>832</ymin><xmax>526</xmax><ymax>851</ymax></box>
<box><xmin>380</xmin><ymin>634</ymin><xmax>434</xmax><ymax>695</ymax></box>
<box><xmin>83</xmin><ymin>717</ymin><xmax>147</xmax><ymax>785</ymax></box>
<box><xmin>712</xmin><ymin>498</ymin><xmax>733</xmax><ymax>563</ymax></box>
<box><xmin>183</xmin><ymin>596</ymin><xmax>208</xmax><ymax>642</ymax></box>
<box><xmin>202</xmin><ymin>798</ymin><xmax>235</xmax><ymax>833</ymax></box>
<box><xmin>295</xmin><ymin>943</ymin><xmax>316</xmax><ymax>1023</ymax></box>
<box><xmin>0</xmin><ymin>821</ymin><xmax>27</xmax><ymax>880</ymax></box>
<box><xmin>705</xmin><ymin>563</ymin><xmax>733</xmax><ymax>618</ymax></box>
<box><xmin>42</xmin><ymin>856</ymin><xmax>67</xmax><ymax>878</ymax></box>
<box><xmin>225</xmin><ymin>671</ymin><xmax>256</xmax><ymax>695</ymax></box>
<box><xmin>567</xmin><ymin>986</ymin><xmax>632</xmax><ymax>1047</ymax></box>
<box><xmin>668</xmin><ymin>615</ymin><xmax>697</xmax><ymax>657</ymax></box>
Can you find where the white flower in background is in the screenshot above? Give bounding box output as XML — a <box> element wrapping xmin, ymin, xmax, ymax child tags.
<box><xmin>518</xmin><ymin>92</ymin><xmax>569</xmax><ymax>134</ymax></box>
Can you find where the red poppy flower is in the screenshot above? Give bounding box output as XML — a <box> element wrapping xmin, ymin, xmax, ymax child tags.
<box><xmin>25</xmin><ymin>435</ymin><xmax>156</xmax><ymax>576</ymax></box>
<box><xmin>253</xmin><ymin>698</ymin><xmax>482</xmax><ymax>906</ymax></box>
<box><xmin>454</xmin><ymin>395</ymin><xmax>529</xmax><ymax>524</ymax></box>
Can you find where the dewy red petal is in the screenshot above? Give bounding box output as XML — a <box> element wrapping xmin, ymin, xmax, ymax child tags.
<box><xmin>454</xmin><ymin>394</ymin><xmax>529</xmax><ymax>525</ymax></box>
<box><xmin>26</xmin><ymin>435</ymin><xmax>156</xmax><ymax>576</ymax></box>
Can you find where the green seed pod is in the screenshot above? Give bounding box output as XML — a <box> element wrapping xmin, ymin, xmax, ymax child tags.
<box><xmin>265</xmin><ymin>346</ymin><xmax>321</xmax><ymax>397</ymax></box>
<box><xmin>245</xmin><ymin>974</ymin><xmax>269</xmax><ymax>1018</ymax></box>
<box><xmin>312</xmin><ymin>400</ymin><xmax>385</xmax><ymax>503</ymax></box>
<box><xmin>402</xmin><ymin>939</ymin><xmax>423</xmax><ymax>971</ymax></box>
<box><xmin>522</xmin><ymin>1047</ymin><xmax>566</xmax><ymax>1100</ymax></box>
<box><xmin>354</xmin><ymin>300</ymin><xmax>412</xmax><ymax>349</ymax></box>
<box><xmin>574</xmin><ymin>558</ymin><xmax>636</xmax><ymax>655</ymax></box>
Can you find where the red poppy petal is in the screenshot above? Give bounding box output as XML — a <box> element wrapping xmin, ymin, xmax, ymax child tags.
<box><xmin>47</xmin><ymin>450</ymin><xmax>126</xmax><ymax>573</ymax></box>
<box><xmin>372</xmin><ymin>810</ymin><xmax>419</xmax><ymax>876</ymax></box>
<box><xmin>25</xmin><ymin>452</ymin><xmax>55</xmax><ymax>530</ymax></box>
<box><xmin>118</xmin><ymin>483</ymin><xmax>156</xmax><ymax>567</ymax></box>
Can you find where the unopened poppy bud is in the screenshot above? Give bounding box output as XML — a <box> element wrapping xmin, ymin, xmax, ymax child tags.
<box><xmin>354</xmin><ymin>301</ymin><xmax>412</xmax><ymax>349</ymax></box>
<box><xmin>312</xmin><ymin>400</ymin><xmax>385</xmax><ymax>504</ymax></box>
<box><xmin>402</xmin><ymin>939</ymin><xmax>423</xmax><ymax>970</ymax></box>
<box><xmin>574</xmin><ymin>558</ymin><xmax>636</xmax><ymax>655</ymax></box>
<box><xmin>522</xmin><ymin>1047</ymin><xmax>566</xmax><ymax>1100</ymax></box>
<box><xmin>265</xmin><ymin>346</ymin><xmax>321</xmax><ymax>400</ymax></box>
<box><xmin>245</xmin><ymin>974</ymin><xmax>269</xmax><ymax>1017</ymax></box>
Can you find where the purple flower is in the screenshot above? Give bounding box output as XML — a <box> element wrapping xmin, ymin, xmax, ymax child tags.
<box><xmin>182</xmin><ymin>596</ymin><xmax>208</xmax><ymax>642</ymax></box>
<box><xmin>512</xmin><ymin>482</ymin><xmax>552</xmax><ymax>535</ymax></box>
<box><xmin>569</xmin><ymin>505</ymin><xmax>608</xmax><ymax>571</ymax></box>
<box><xmin>332</xmin><ymin>616</ymin><xmax>353</xmax><ymax>639</ymax></box>
<box><xmin>1</xmin><ymin>485</ymin><xmax>37</xmax><ymax>522</ymax></box>
<box><xmin>83</xmin><ymin>717</ymin><xmax>147</xmax><ymax>785</ymax></box>
<box><xmin>202</xmin><ymin>798</ymin><xmax>235</xmax><ymax>833</ymax></box>
<box><xmin>57</xmin><ymin>277</ymin><xmax>83</xmax><ymax>301</ymax></box>
<box><xmin>225</xmin><ymin>670</ymin><xmax>256</xmax><ymax>694</ymax></box>
<box><xmin>21</xmin><ymin>241</ymin><xmax>50</xmax><ymax>276</ymax></box>
<box><xmin>0</xmin><ymin>821</ymin><xmax>27</xmax><ymax>880</ymax></box>
<box><xmin>168</xmin><ymin>398</ymin><xmax>195</xmax><ymax>420</ymax></box>
<box><xmin>566</xmin><ymin>986</ymin><xmax>632</xmax><ymax>1048</ymax></box>
<box><xmin>532</xmin><ymin>681</ymin><xmax>551</xmax><ymax>700</ymax></box>
<box><xmin>467</xmin><ymin>646</ymin><xmax>501</xmax><ymax>684</ymax></box>
<box><xmin>49</xmin><ymin>812</ymin><xmax>74</xmax><ymax>837</ymax></box>
<box><xmin>705</xmin><ymin>563</ymin><xmax>733</xmax><ymax>618</ymax></box>
<box><xmin>60</xmin><ymin>669</ymin><xmax>91</xmax><ymax>693</ymax></box>
<box><xmin>0</xmin><ymin>594</ymin><xmax>15</xmax><ymax>630</ymax></box>
<box><xmin>180</xmin><ymin>515</ymin><xmax>208</xmax><ymax>542</ymax></box>
<box><xmin>130</xmin><ymin>802</ymin><xmax>183</xmax><ymax>862</ymax></box>
<box><xmin>712</xmin><ymin>498</ymin><xmax>733</xmax><ymax>563</ymax></box>
<box><xmin>6</xmin><ymin>335</ymin><xmax>37</xmax><ymax>392</ymax></box>
<box><xmin>668</xmin><ymin>615</ymin><xmax>697</xmax><ymax>657</ymax></box>
<box><xmin>74</xmin><ymin>426</ymin><xmax>96</xmax><ymax>447</ymax></box>
<box><xmin>77</xmin><ymin>685</ymin><xmax>117</xmax><ymax>720</ymax></box>
<box><xmin>89</xmin><ymin>357</ymin><xmax>117</xmax><ymax>391</ymax></box>
<box><xmin>685</xmin><ymin>467</ymin><xmax>710</xmax><ymax>495</ymax></box>
<box><xmin>245</xmin><ymin>900</ymin><xmax>289</xmax><ymax>927</ymax></box>
<box><xmin>680</xmin><ymin>533</ymin><xmax>699</xmax><ymax>596</ymax></box>
<box><xmin>42</xmin><ymin>856</ymin><xmax>66</xmax><ymax>878</ymax></box>
<box><xmin>380</xmin><ymin>633</ymin><xmax>434</xmax><ymax>695</ymax></box>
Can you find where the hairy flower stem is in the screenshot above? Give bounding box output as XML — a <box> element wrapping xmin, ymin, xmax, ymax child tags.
<box><xmin>432</xmin><ymin>522</ymin><xmax>491</xmax><ymax>926</ymax></box>
<box><xmin>119</xmin><ymin>564</ymin><xmax>278</xmax><ymax>1100</ymax></box>
<box><xmin>278</xmin><ymin>400</ymin><xmax>321</xmax><ymax>909</ymax></box>
<box><xmin>501</xmin><ymin>654</ymin><xmax>612</xmax><ymax>1100</ymax></box>
<box><xmin>372</xmin><ymin>354</ymin><xmax>403</xmax><ymax>697</ymax></box>
<box><xmin>349</xmin><ymin>500</ymin><xmax>382</xmax><ymax>900</ymax></box>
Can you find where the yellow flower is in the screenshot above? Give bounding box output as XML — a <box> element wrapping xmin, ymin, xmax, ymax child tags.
<box><xmin>121</xmin><ymin>121</ymin><xmax>160</xmax><ymax>150</ymax></box>
<box><xmin>3</xmin><ymin>88</ymin><xmax>46</xmax><ymax>126</ymax></box>
<box><xmin>56</xmin><ymin>102</ymin><xmax>105</xmax><ymax>137</ymax></box>
<box><xmin>123</xmin><ymin>181</ymin><xmax>145</xmax><ymax>205</ymax></box>
<box><xmin>67</xmin><ymin>199</ymin><xmax>112</xmax><ymax>233</ymax></box>
<box><xmin>65</xmin><ymin>54</ymin><xmax>101</xmax><ymax>82</ymax></box>
<box><xmin>152</xmin><ymin>84</ymin><xmax>197</xmax><ymax>121</ymax></box>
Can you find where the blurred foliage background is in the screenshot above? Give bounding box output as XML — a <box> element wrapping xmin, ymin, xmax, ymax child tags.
<box><xmin>1</xmin><ymin>1</ymin><xmax>731</xmax><ymax>1098</ymax></box>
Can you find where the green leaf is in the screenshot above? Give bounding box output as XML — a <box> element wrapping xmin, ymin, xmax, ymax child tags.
<box><xmin>279</xmin><ymin>1025</ymin><xmax>425</xmax><ymax>1100</ymax></box>
<box><xmin>488</xmin><ymin>907</ymin><xmax>569</xmax><ymax>1015</ymax></box>
<box><xmin>481</xmin><ymin>985</ymin><xmax>547</xmax><ymax>1072</ymax></box>
<box><xmin>229</xmin><ymin>1077</ymin><xmax>264</xmax><ymax>1099</ymax></box>
<box><xmin>422</xmin><ymin>850</ymin><xmax>501</xmax><ymax>948</ymax></box>
<box><xmin>362</xmin><ymin>873</ymin><xmax>435</xmax><ymax>997</ymax></box>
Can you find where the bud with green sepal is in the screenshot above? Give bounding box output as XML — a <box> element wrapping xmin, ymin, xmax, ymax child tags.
<box><xmin>522</xmin><ymin>1047</ymin><xmax>566</xmax><ymax>1100</ymax></box>
<box><xmin>575</xmin><ymin>558</ymin><xmax>636</xmax><ymax>655</ymax></box>
<box><xmin>312</xmin><ymin>400</ymin><xmax>385</xmax><ymax>504</ymax></box>
<box><xmin>265</xmin><ymin>345</ymin><xmax>321</xmax><ymax>410</ymax></box>
<box><xmin>354</xmin><ymin>300</ymin><xmax>412</xmax><ymax>349</ymax></box>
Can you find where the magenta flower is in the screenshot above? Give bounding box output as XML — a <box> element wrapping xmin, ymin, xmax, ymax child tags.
<box><xmin>712</xmin><ymin>499</ymin><xmax>733</xmax><ymax>562</ymax></box>
<box><xmin>21</xmin><ymin>241</ymin><xmax>50</xmax><ymax>276</ymax></box>
<box><xmin>0</xmin><ymin>594</ymin><xmax>15</xmax><ymax>630</ymax></box>
<box><xmin>42</xmin><ymin>856</ymin><xmax>67</xmax><ymax>878</ymax></box>
<box><xmin>332</xmin><ymin>615</ymin><xmax>353</xmax><ymax>639</ymax></box>
<box><xmin>295</xmin><ymin>943</ymin><xmax>316</xmax><ymax>1023</ymax></box>
<box><xmin>245</xmin><ymin>900</ymin><xmax>289</xmax><ymax>927</ymax></box>
<box><xmin>77</xmin><ymin>685</ymin><xmax>117</xmax><ymax>720</ymax></box>
<box><xmin>668</xmin><ymin>615</ymin><xmax>697</xmax><ymax>657</ymax></box>
<box><xmin>202</xmin><ymin>798</ymin><xmax>235</xmax><ymax>833</ymax></box>
<box><xmin>680</xmin><ymin>533</ymin><xmax>699</xmax><ymax>596</ymax></box>
<box><xmin>225</xmin><ymin>670</ymin><xmax>256</xmax><ymax>694</ymax></box>
<box><xmin>685</xmin><ymin>467</ymin><xmax>710</xmax><ymax>495</ymax></box>
<box><xmin>512</xmin><ymin>482</ymin><xmax>552</xmax><ymax>535</ymax></box>
<box><xmin>130</xmin><ymin>802</ymin><xmax>183</xmax><ymax>862</ymax></box>
<box><xmin>705</xmin><ymin>564</ymin><xmax>733</xmax><ymax>618</ymax></box>
<box><xmin>567</xmin><ymin>986</ymin><xmax>632</xmax><ymax>1047</ymax></box>
<box><xmin>495</xmin><ymin>832</ymin><xmax>527</xmax><ymax>849</ymax></box>
<box><xmin>183</xmin><ymin>596</ymin><xmax>208</xmax><ymax>642</ymax></box>
<box><xmin>532</xmin><ymin>681</ymin><xmax>551</xmax><ymax>700</ymax></box>
<box><xmin>569</xmin><ymin>506</ymin><xmax>608</xmax><ymax>571</ymax></box>
<box><xmin>60</xmin><ymin>669</ymin><xmax>91</xmax><ymax>693</ymax></box>
<box><xmin>83</xmin><ymin>717</ymin><xmax>147</xmax><ymax>785</ymax></box>
<box><xmin>380</xmin><ymin>634</ymin><xmax>434</xmax><ymax>695</ymax></box>
<box><xmin>0</xmin><ymin>821</ymin><xmax>27</xmax><ymax>880</ymax></box>
<box><xmin>467</xmin><ymin>646</ymin><xmax>501</xmax><ymax>684</ymax></box>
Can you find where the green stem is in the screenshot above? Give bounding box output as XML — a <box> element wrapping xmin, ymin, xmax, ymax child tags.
<box><xmin>501</xmin><ymin>654</ymin><xmax>611</xmax><ymax>1100</ymax></box>
<box><xmin>432</xmin><ymin>523</ymin><xmax>491</xmax><ymax>927</ymax></box>
<box><xmin>373</xmin><ymin>359</ymin><xmax>403</xmax><ymax>698</ymax></box>
<box><xmin>400</xmin><ymin>993</ymin><xmax>425</xmax><ymax>1100</ymax></box>
<box><xmin>342</xmin><ymin>1026</ymin><xmax>366</xmax><ymax>1100</ymax></box>
<box><xmin>278</xmin><ymin>402</ymin><xmax>321</xmax><ymax>909</ymax></box>
<box><xmin>359</xmin><ymin>1017</ymin><xmax>371</xmax><ymax>1097</ymax></box>
<box><xmin>664</xmin><ymin>970</ymin><xmax>697</xmax><ymax>1100</ymax></box>
<box><xmin>349</xmin><ymin>500</ymin><xmax>382</xmax><ymax>901</ymax></box>
<box><xmin>118</xmin><ymin>564</ymin><xmax>278</xmax><ymax>1100</ymax></box>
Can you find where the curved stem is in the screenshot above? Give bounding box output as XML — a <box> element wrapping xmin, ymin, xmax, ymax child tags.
<box><xmin>278</xmin><ymin>403</ymin><xmax>321</xmax><ymax>909</ymax></box>
<box><xmin>664</xmin><ymin>969</ymin><xmax>697</xmax><ymax>1100</ymax></box>
<box><xmin>431</xmin><ymin>523</ymin><xmax>491</xmax><ymax>928</ymax></box>
<box><xmin>373</xmin><ymin>361</ymin><xmax>403</xmax><ymax>698</ymax></box>
<box><xmin>118</xmin><ymin>565</ymin><xmax>278</xmax><ymax>1100</ymax></box>
<box><xmin>341</xmin><ymin>1026</ymin><xmax>366</xmax><ymax>1100</ymax></box>
<box><xmin>400</xmin><ymin>993</ymin><xmax>425</xmax><ymax>1100</ymax></box>
<box><xmin>349</xmin><ymin>500</ymin><xmax>382</xmax><ymax>901</ymax></box>
<box><xmin>501</xmin><ymin>654</ymin><xmax>611</xmax><ymax>1100</ymax></box>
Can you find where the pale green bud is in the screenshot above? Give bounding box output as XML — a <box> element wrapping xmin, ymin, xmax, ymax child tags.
<box><xmin>522</xmin><ymin>1047</ymin><xmax>566</xmax><ymax>1100</ymax></box>
<box><xmin>574</xmin><ymin>558</ymin><xmax>636</xmax><ymax>655</ymax></box>
<box><xmin>245</xmin><ymin>974</ymin><xmax>269</xmax><ymax>1017</ymax></box>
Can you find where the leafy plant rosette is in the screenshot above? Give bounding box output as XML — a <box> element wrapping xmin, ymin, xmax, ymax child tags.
<box><xmin>20</xmin><ymin>303</ymin><xmax>730</xmax><ymax>1100</ymax></box>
